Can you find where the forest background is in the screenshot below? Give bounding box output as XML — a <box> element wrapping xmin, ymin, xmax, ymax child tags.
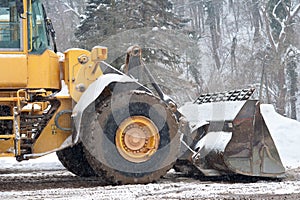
<box><xmin>44</xmin><ymin>0</ymin><xmax>300</xmax><ymax>120</ymax></box>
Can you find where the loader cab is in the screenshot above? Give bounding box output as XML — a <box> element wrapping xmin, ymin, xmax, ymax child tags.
<box><xmin>0</xmin><ymin>0</ymin><xmax>60</xmax><ymax>90</ymax></box>
<box><xmin>0</xmin><ymin>0</ymin><xmax>49</xmax><ymax>52</ymax></box>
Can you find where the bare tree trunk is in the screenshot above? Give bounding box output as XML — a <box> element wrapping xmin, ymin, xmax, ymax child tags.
<box><xmin>193</xmin><ymin>6</ymin><xmax>199</xmax><ymax>31</ymax></box>
<box><xmin>230</xmin><ymin>0</ymin><xmax>239</xmax><ymax>32</ymax></box>
<box><xmin>265</xmin><ymin>71</ymin><xmax>271</xmax><ymax>104</ymax></box>
<box><xmin>207</xmin><ymin>1</ymin><xmax>221</xmax><ymax>69</ymax></box>
<box><xmin>277</xmin><ymin>56</ymin><xmax>287</xmax><ymax>115</ymax></box>
<box><xmin>286</xmin><ymin>49</ymin><xmax>298</xmax><ymax>120</ymax></box>
<box><xmin>199</xmin><ymin>2</ymin><xmax>205</xmax><ymax>33</ymax></box>
<box><xmin>230</xmin><ymin>36</ymin><xmax>237</xmax><ymax>73</ymax></box>
<box><xmin>215</xmin><ymin>1</ymin><xmax>221</xmax><ymax>46</ymax></box>
<box><xmin>288</xmin><ymin>61</ymin><xmax>298</xmax><ymax>120</ymax></box>
<box><xmin>197</xmin><ymin>4</ymin><xmax>202</xmax><ymax>32</ymax></box>
<box><xmin>259</xmin><ymin>61</ymin><xmax>265</xmax><ymax>102</ymax></box>
<box><xmin>251</xmin><ymin>0</ymin><xmax>261</xmax><ymax>42</ymax></box>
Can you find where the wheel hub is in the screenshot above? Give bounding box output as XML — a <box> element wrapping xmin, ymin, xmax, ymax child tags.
<box><xmin>123</xmin><ymin>125</ymin><xmax>147</xmax><ymax>151</ymax></box>
<box><xmin>116</xmin><ymin>116</ymin><xmax>160</xmax><ymax>163</ymax></box>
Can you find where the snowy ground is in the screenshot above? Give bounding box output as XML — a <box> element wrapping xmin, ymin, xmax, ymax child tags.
<box><xmin>0</xmin><ymin>157</ymin><xmax>300</xmax><ymax>200</ymax></box>
<box><xmin>0</xmin><ymin>104</ymin><xmax>300</xmax><ymax>199</ymax></box>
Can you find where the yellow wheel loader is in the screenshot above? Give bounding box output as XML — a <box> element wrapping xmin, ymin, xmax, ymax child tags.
<box><xmin>0</xmin><ymin>0</ymin><xmax>285</xmax><ymax>185</ymax></box>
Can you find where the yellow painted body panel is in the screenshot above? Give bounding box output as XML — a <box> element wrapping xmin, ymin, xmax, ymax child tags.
<box><xmin>0</xmin><ymin>50</ymin><xmax>60</xmax><ymax>90</ymax></box>
<box><xmin>63</xmin><ymin>49</ymin><xmax>103</xmax><ymax>102</ymax></box>
<box><xmin>63</xmin><ymin>48</ymin><xmax>89</xmax><ymax>87</ymax></box>
<box><xmin>27</xmin><ymin>50</ymin><xmax>61</xmax><ymax>90</ymax></box>
<box><xmin>0</xmin><ymin>138</ymin><xmax>14</xmax><ymax>156</ymax></box>
<box><xmin>32</xmin><ymin>96</ymin><xmax>72</xmax><ymax>154</ymax></box>
<box><xmin>0</xmin><ymin>54</ymin><xmax>27</xmax><ymax>87</ymax></box>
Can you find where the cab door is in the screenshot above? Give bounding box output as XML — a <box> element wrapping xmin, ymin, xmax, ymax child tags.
<box><xmin>0</xmin><ymin>0</ymin><xmax>27</xmax><ymax>88</ymax></box>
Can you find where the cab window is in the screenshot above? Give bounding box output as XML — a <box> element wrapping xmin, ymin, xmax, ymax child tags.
<box><xmin>0</xmin><ymin>0</ymin><xmax>22</xmax><ymax>50</ymax></box>
<box><xmin>28</xmin><ymin>0</ymin><xmax>49</xmax><ymax>53</ymax></box>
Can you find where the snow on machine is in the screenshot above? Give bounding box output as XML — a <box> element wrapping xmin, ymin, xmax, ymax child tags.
<box><xmin>0</xmin><ymin>0</ymin><xmax>284</xmax><ymax>185</ymax></box>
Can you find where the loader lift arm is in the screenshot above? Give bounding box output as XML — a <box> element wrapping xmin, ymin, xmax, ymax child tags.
<box><xmin>123</xmin><ymin>46</ymin><xmax>178</xmax><ymax>115</ymax></box>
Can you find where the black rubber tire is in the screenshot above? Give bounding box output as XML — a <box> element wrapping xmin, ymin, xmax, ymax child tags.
<box><xmin>56</xmin><ymin>143</ymin><xmax>97</xmax><ymax>177</ymax></box>
<box><xmin>82</xmin><ymin>91</ymin><xmax>180</xmax><ymax>184</ymax></box>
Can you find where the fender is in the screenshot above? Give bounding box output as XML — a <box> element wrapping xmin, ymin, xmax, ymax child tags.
<box><xmin>72</xmin><ymin>73</ymin><xmax>138</xmax><ymax>144</ymax></box>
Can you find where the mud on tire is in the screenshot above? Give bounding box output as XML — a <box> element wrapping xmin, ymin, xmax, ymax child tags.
<box><xmin>82</xmin><ymin>91</ymin><xmax>180</xmax><ymax>184</ymax></box>
<box><xmin>56</xmin><ymin>143</ymin><xmax>96</xmax><ymax>177</ymax></box>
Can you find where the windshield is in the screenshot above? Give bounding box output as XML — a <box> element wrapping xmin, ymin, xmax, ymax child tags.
<box><xmin>0</xmin><ymin>0</ymin><xmax>22</xmax><ymax>50</ymax></box>
<box><xmin>28</xmin><ymin>0</ymin><xmax>49</xmax><ymax>53</ymax></box>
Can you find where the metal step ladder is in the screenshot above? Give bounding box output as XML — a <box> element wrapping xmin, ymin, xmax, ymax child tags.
<box><xmin>0</xmin><ymin>94</ymin><xmax>23</xmax><ymax>157</ymax></box>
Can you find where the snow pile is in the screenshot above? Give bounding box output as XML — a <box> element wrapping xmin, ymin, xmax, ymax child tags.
<box><xmin>0</xmin><ymin>153</ymin><xmax>63</xmax><ymax>172</ymax></box>
<box><xmin>261</xmin><ymin>104</ymin><xmax>300</xmax><ymax>169</ymax></box>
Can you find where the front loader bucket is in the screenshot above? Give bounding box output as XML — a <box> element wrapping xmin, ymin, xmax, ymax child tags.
<box><xmin>179</xmin><ymin>96</ymin><xmax>285</xmax><ymax>178</ymax></box>
<box><xmin>223</xmin><ymin>100</ymin><xmax>285</xmax><ymax>177</ymax></box>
